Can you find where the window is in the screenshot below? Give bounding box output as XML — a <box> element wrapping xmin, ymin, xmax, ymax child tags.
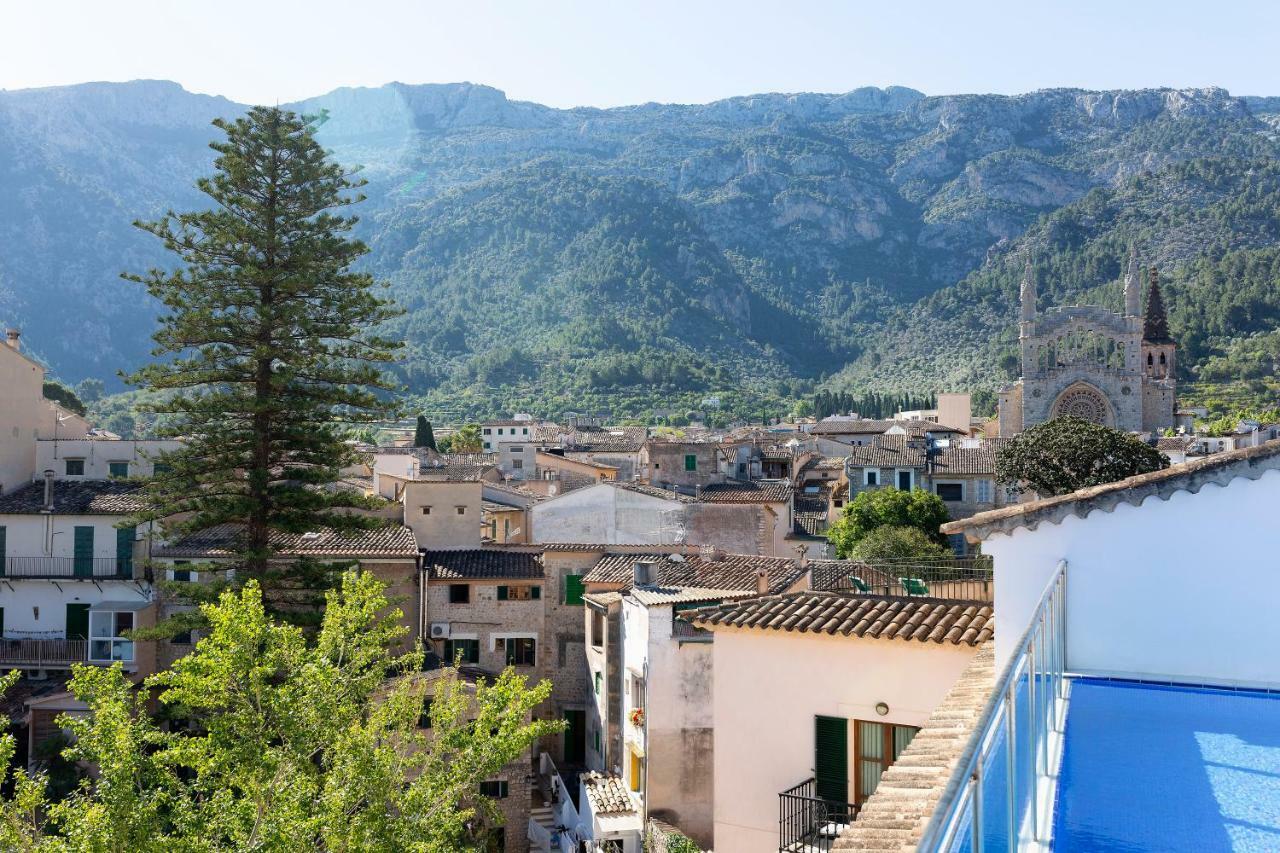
<box><xmin>564</xmin><ymin>574</ymin><xmax>586</xmax><ymax>605</ymax></box>
<box><xmin>421</xmin><ymin>506</ymin><xmax>432</xmax><ymax>515</ymax></box>
<box><xmin>88</xmin><ymin>610</ymin><xmax>135</xmax><ymax>663</ymax></box>
<box><xmin>172</xmin><ymin>629</ymin><xmax>193</xmax><ymax>645</ymax></box>
<box><xmin>444</xmin><ymin>638</ymin><xmax>480</xmax><ymax>664</ymax></box>
<box><xmin>455</xmin><ymin>506</ymin><xmax>466</xmax><ymax>515</ymax></box>
<box><xmin>505</xmin><ymin>637</ymin><xmax>536</xmax><ymax>666</ymax></box>
<box><xmin>591</xmin><ymin>609</ymin><xmax>605</xmax><ymax>648</ymax></box>
<box><xmin>522</xmin><ymin>427</ymin><xmax>529</xmax><ymax>435</ymax></box>
<box><xmin>935</xmin><ymin>483</ymin><xmax>964</xmax><ymax>502</ymax></box>
<box><xmin>108</xmin><ymin>461</ymin><xmax>129</xmax><ymax>478</ymax></box>
<box><xmin>593</xmin><ymin>726</ymin><xmax>601</xmax><ymax>753</ymax></box>
<box><xmin>448</xmin><ymin>584</ymin><xmax>470</xmax><ymax>604</ymax></box>
<box><xmin>975</xmin><ymin>479</ymin><xmax>993</xmax><ymax>504</ymax></box>
<box><xmin>479</xmin><ymin>780</ymin><xmax>509</xmax><ymax>799</ymax></box>
<box><xmin>512</xmin><ymin>459</ymin><xmax>523</xmax><ymax>470</ymax></box>
<box><xmin>864</xmin><ymin>469</ymin><xmax>878</xmax><ymax>486</ymax></box>
<box><xmin>684</xmin><ymin>454</ymin><xmax>697</xmax><ymax>472</ymax></box>
<box><xmin>594</xmin><ymin>671</ymin><xmax>603</xmax><ymax>695</ymax></box>
<box><xmin>483</xmin><ymin>441</ymin><xmax>491</xmax><ymax>450</ymax></box>
<box><xmin>497</xmin><ymin>428</ymin><xmax>504</xmax><ymax>436</ymax></box>
<box><xmin>169</xmin><ymin>563</ymin><xmax>195</xmax><ymax>582</ymax></box>
<box><xmin>483</xmin><ymin>428</ymin><xmax>492</xmax><ymax>435</ymax></box>
<box><xmin>896</xmin><ymin>470</ymin><xmax>912</xmax><ymax>490</ymax></box>
<box><xmin>855</xmin><ymin>720</ymin><xmax>919</xmax><ymax>805</ymax></box>
<box><xmin>496</xmin><ymin>585</ymin><xmax>540</xmax><ymax>601</ymax></box>
<box><xmin>65</xmin><ymin>459</ymin><xmax>85</xmax><ymax>476</ymax></box>
<box><xmin>419</xmin><ymin>697</ymin><xmax>434</xmax><ymax>728</ymax></box>
<box><xmin>509</xmin><ymin>445</ymin><xmax>522</xmax><ymax>453</ymax></box>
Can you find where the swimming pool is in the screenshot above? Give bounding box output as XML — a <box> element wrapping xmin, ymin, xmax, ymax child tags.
<box><xmin>1053</xmin><ymin>678</ymin><xmax>1280</xmax><ymax>852</ymax></box>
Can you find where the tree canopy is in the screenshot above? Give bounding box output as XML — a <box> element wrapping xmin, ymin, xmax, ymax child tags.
<box><xmin>849</xmin><ymin>525</ymin><xmax>954</xmax><ymax>561</ymax></box>
<box><xmin>995</xmin><ymin>416</ymin><xmax>1169</xmax><ymax>497</ymax></box>
<box><xmin>827</xmin><ymin>487</ymin><xmax>951</xmax><ymax>558</ymax></box>
<box><xmin>0</xmin><ymin>571</ymin><xmax>558</xmax><ymax>852</ymax></box>
<box><xmin>123</xmin><ymin>106</ymin><xmax>402</xmax><ymax>621</ymax></box>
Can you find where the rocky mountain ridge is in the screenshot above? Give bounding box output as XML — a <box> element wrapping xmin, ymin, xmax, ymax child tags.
<box><xmin>1</xmin><ymin>80</ymin><xmax>1276</xmax><ymax>418</ymax></box>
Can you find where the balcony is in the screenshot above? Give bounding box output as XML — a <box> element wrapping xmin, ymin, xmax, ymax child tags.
<box><xmin>826</xmin><ymin>556</ymin><xmax>993</xmax><ymax>601</ymax></box>
<box><xmin>778</xmin><ymin>778</ymin><xmax>857</xmax><ymax>852</ymax></box>
<box><xmin>1</xmin><ymin>556</ymin><xmax>133</xmax><ymax>580</ymax></box>
<box><xmin>0</xmin><ymin>638</ymin><xmax>87</xmax><ymax>668</ymax></box>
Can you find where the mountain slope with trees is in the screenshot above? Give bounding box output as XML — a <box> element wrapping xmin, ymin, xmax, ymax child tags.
<box><xmin>3</xmin><ymin>81</ymin><xmax>1279</xmax><ymax>418</ymax></box>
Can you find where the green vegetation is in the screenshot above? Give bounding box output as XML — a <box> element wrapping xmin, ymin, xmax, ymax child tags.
<box><xmin>413</xmin><ymin>415</ymin><xmax>438</xmax><ymax>450</ymax></box>
<box><xmin>994</xmin><ymin>416</ymin><xmax>1169</xmax><ymax>497</ymax></box>
<box><xmin>849</xmin><ymin>525</ymin><xmax>953</xmax><ymax>560</ymax></box>
<box><xmin>123</xmin><ymin>107</ymin><xmax>401</xmax><ymax>624</ymax></box>
<box><xmin>41</xmin><ymin>380</ymin><xmax>85</xmax><ymax>416</ymax></box>
<box><xmin>827</xmin><ymin>488</ymin><xmax>951</xmax><ymax>558</ymax></box>
<box><xmin>0</xmin><ymin>572</ymin><xmax>559</xmax><ymax>851</ymax></box>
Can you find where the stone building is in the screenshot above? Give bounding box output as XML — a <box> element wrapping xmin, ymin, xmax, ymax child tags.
<box><xmin>997</xmin><ymin>251</ymin><xmax>1176</xmax><ymax>436</ymax></box>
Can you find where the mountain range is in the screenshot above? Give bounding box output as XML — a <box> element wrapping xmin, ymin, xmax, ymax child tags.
<box><xmin>3</xmin><ymin>79</ymin><xmax>1279</xmax><ymax>420</ymax></box>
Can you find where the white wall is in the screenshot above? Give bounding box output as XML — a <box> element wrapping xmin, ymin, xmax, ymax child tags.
<box><xmin>986</xmin><ymin>468</ymin><xmax>1280</xmax><ymax>686</ymax></box>
<box><xmin>0</xmin><ymin>579</ymin><xmax>150</xmax><ymax>634</ymax></box>
<box><xmin>712</xmin><ymin>628</ymin><xmax>976</xmax><ymax>853</ymax></box>
<box><xmin>532</xmin><ymin>484</ymin><xmax>684</xmax><ymax>545</ymax></box>
<box><xmin>0</xmin><ymin>514</ymin><xmax>141</xmax><ymax>562</ymax></box>
<box><xmin>36</xmin><ymin>439</ymin><xmax>181</xmax><ymax>480</ymax></box>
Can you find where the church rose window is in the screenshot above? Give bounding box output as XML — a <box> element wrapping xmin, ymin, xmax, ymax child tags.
<box><xmin>1052</xmin><ymin>386</ymin><xmax>1109</xmax><ymax>424</ymax></box>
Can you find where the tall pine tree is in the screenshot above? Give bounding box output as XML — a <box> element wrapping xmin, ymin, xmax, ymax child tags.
<box><xmin>126</xmin><ymin>107</ymin><xmax>402</xmax><ymax>593</ymax></box>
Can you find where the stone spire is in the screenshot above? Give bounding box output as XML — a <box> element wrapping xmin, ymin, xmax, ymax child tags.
<box><xmin>1123</xmin><ymin>246</ymin><xmax>1142</xmax><ymax>316</ymax></box>
<box><xmin>1019</xmin><ymin>258</ymin><xmax>1037</xmax><ymax>322</ymax></box>
<box><xmin>1143</xmin><ymin>266</ymin><xmax>1172</xmax><ymax>343</ymax></box>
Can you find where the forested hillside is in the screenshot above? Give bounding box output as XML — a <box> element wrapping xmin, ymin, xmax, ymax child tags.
<box><xmin>3</xmin><ymin>80</ymin><xmax>1279</xmax><ymax>420</ymax></box>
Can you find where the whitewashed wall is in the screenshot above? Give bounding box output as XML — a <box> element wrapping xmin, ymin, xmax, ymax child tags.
<box><xmin>711</xmin><ymin>629</ymin><xmax>977</xmax><ymax>853</ymax></box>
<box><xmin>36</xmin><ymin>439</ymin><xmax>181</xmax><ymax>480</ymax></box>
<box><xmin>986</xmin><ymin>467</ymin><xmax>1280</xmax><ymax>687</ymax></box>
<box><xmin>1</xmin><ymin>579</ymin><xmax>150</xmax><ymax>633</ymax></box>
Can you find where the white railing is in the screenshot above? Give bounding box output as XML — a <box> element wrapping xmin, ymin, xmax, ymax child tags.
<box><xmin>917</xmin><ymin>560</ymin><xmax>1068</xmax><ymax>852</ymax></box>
<box><xmin>537</xmin><ymin>752</ymin><xmax>584</xmax><ymax>851</ymax></box>
<box><xmin>528</xmin><ymin>817</ymin><xmax>552</xmax><ymax>851</ymax></box>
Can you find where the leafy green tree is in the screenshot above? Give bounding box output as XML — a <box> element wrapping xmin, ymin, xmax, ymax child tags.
<box><xmin>414</xmin><ymin>415</ymin><xmax>438</xmax><ymax>450</ymax></box>
<box><xmin>123</xmin><ymin>107</ymin><xmax>401</xmax><ymax>591</ymax></box>
<box><xmin>850</xmin><ymin>525</ymin><xmax>953</xmax><ymax>560</ymax></box>
<box><xmin>449</xmin><ymin>424</ymin><xmax>484</xmax><ymax>454</ymax></box>
<box><xmin>41</xmin><ymin>380</ymin><xmax>86</xmax><ymax>416</ymax></box>
<box><xmin>995</xmin><ymin>416</ymin><xmax>1169</xmax><ymax>497</ymax></box>
<box><xmin>827</xmin><ymin>487</ymin><xmax>951</xmax><ymax>558</ymax></box>
<box><xmin>0</xmin><ymin>571</ymin><xmax>559</xmax><ymax>851</ymax></box>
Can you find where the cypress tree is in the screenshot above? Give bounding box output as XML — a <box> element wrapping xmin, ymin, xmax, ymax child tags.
<box><xmin>414</xmin><ymin>415</ymin><xmax>438</xmax><ymax>450</ymax></box>
<box><xmin>125</xmin><ymin>107</ymin><xmax>402</xmax><ymax>612</ymax></box>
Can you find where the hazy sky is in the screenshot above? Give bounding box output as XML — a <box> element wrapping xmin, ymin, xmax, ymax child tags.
<box><xmin>3</xmin><ymin>1</ymin><xmax>1276</xmax><ymax>106</ymax></box>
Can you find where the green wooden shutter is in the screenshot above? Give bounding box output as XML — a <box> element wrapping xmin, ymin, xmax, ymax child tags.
<box><xmin>65</xmin><ymin>603</ymin><xmax>90</xmax><ymax>641</ymax></box>
<box><xmin>814</xmin><ymin>715</ymin><xmax>849</xmax><ymax>803</ymax></box>
<box><xmin>115</xmin><ymin>526</ymin><xmax>136</xmax><ymax>577</ymax></box>
<box><xmin>531</xmin><ymin>586</ymin><xmax>541</xmax><ymax>600</ymax></box>
<box><xmin>497</xmin><ymin>585</ymin><xmax>509</xmax><ymax>600</ymax></box>
<box><xmin>684</xmin><ymin>454</ymin><xmax>697</xmax><ymax>471</ymax></box>
<box><xmin>73</xmin><ymin>526</ymin><xmax>94</xmax><ymax>577</ymax></box>
<box><xmin>564</xmin><ymin>574</ymin><xmax>585</xmax><ymax>605</ymax></box>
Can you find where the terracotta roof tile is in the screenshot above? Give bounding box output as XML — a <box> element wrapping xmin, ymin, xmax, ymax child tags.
<box><xmin>0</xmin><ymin>480</ymin><xmax>144</xmax><ymax>515</ymax></box>
<box><xmin>697</xmin><ymin>481</ymin><xmax>792</xmax><ymax>503</ymax></box>
<box><xmin>585</xmin><ymin>552</ymin><xmax>803</xmax><ymax>594</ymax></box>
<box><xmin>688</xmin><ymin>591</ymin><xmax>993</xmax><ymax>646</ymax></box>
<box><xmin>424</xmin><ymin>549</ymin><xmax>544</xmax><ymax>580</ymax></box>
<box><xmin>846</xmin><ymin>436</ymin><xmax>926</xmax><ymax>469</ymax></box>
<box><xmin>153</xmin><ymin>523</ymin><xmax>418</xmax><ymax>558</ymax></box>
<box><xmin>581</xmin><ymin>771</ymin><xmax>638</xmax><ymax>815</ymax></box>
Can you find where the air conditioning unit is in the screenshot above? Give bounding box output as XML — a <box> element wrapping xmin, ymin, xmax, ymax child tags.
<box><xmin>429</xmin><ymin>622</ymin><xmax>451</xmax><ymax>639</ymax></box>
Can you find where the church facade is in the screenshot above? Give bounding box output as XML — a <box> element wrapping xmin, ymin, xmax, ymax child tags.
<box><xmin>997</xmin><ymin>250</ymin><xmax>1176</xmax><ymax>437</ymax></box>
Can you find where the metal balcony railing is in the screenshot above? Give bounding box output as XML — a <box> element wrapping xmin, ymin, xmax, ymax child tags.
<box><xmin>827</xmin><ymin>556</ymin><xmax>994</xmax><ymax>601</ymax></box>
<box><xmin>778</xmin><ymin>777</ymin><xmax>857</xmax><ymax>852</ymax></box>
<box><xmin>916</xmin><ymin>560</ymin><xmax>1068</xmax><ymax>852</ymax></box>
<box><xmin>0</xmin><ymin>638</ymin><xmax>87</xmax><ymax>667</ymax></box>
<box><xmin>1</xmin><ymin>556</ymin><xmax>132</xmax><ymax>580</ymax></box>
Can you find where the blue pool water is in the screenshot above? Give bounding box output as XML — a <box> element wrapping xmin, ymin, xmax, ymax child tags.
<box><xmin>1054</xmin><ymin>678</ymin><xmax>1280</xmax><ymax>852</ymax></box>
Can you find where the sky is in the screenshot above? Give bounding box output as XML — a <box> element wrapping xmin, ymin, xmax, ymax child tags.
<box><xmin>2</xmin><ymin>0</ymin><xmax>1277</xmax><ymax>107</ymax></box>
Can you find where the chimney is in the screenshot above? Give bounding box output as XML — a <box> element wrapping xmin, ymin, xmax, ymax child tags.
<box><xmin>4</xmin><ymin>328</ymin><xmax>19</xmax><ymax>351</ymax></box>
<box><xmin>633</xmin><ymin>560</ymin><xmax>656</xmax><ymax>587</ymax></box>
<box><xmin>700</xmin><ymin>545</ymin><xmax>724</xmax><ymax>562</ymax></box>
<box><xmin>42</xmin><ymin>469</ymin><xmax>54</xmax><ymax>511</ymax></box>
<box><xmin>756</xmin><ymin>568</ymin><xmax>769</xmax><ymax>596</ymax></box>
